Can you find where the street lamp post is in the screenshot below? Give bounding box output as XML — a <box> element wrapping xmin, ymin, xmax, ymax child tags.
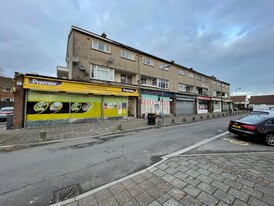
<box><xmin>160</xmin><ymin>64</ymin><xmax>170</xmax><ymax>123</ymax></box>
<box><xmin>235</xmin><ymin>88</ymin><xmax>241</xmax><ymax>96</ymax></box>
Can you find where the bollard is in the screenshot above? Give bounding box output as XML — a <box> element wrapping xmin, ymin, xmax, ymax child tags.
<box><xmin>171</xmin><ymin>119</ymin><xmax>175</xmax><ymax>125</ymax></box>
<box><xmin>117</xmin><ymin>123</ymin><xmax>122</xmax><ymax>131</ymax></box>
<box><xmin>156</xmin><ymin>120</ymin><xmax>162</xmax><ymax>128</ymax></box>
<box><xmin>40</xmin><ymin>130</ymin><xmax>47</xmax><ymax>142</ymax></box>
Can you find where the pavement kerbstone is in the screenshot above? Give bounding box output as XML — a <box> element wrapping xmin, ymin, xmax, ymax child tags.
<box><xmin>77</xmin><ymin>194</ymin><xmax>98</xmax><ymax>206</ymax></box>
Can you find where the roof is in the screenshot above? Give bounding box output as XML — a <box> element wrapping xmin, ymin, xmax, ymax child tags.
<box><xmin>67</xmin><ymin>25</ymin><xmax>230</xmax><ymax>85</ymax></box>
<box><xmin>0</xmin><ymin>76</ymin><xmax>13</xmax><ymax>87</ymax></box>
<box><xmin>249</xmin><ymin>95</ymin><xmax>274</xmax><ymax>104</ymax></box>
<box><xmin>231</xmin><ymin>95</ymin><xmax>247</xmax><ymax>102</ymax></box>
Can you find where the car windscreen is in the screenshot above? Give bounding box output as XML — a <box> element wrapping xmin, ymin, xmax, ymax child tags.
<box><xmin>250</xmin><ymin>111</ymin><xmax>269</xmax><ymax>115</ymax></box>
<box><xmin>0</xmin><ymin>107</ymin><xmax>14</xmax><ymax>111</ymax></box>
<box><xmin>239</xmin><ymin>115</ymin><xmax>268</xmax><ymax>124</ymax></box>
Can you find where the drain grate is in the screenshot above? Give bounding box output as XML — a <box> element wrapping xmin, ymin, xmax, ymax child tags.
<box><xmin>54</xmin><ymin>184</ymin><xmax>80</xmax><ymax>203</ymax></box>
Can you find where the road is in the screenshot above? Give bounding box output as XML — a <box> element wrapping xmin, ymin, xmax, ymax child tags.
<box><xmin>1</xmin><ymin>115</ymin><xmax>271</xmax><ymax>206</ymax></box>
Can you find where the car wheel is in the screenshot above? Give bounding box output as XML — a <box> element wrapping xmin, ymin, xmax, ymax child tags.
<box><xmin>265</xmin><ymin>133</ymin><xmax>274</xmax><ymax>146</ymax></box>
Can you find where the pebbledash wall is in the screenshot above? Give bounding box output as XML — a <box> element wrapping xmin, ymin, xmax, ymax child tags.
<box><xmin>13</xmin><ymin>73</ymin><xmax>138</xmax><ymax>128</ymax></box>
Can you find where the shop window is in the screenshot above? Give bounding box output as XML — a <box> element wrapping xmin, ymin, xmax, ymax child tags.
<box><xmin>121</xmin><ymin>50</ymin><xmax>135</xmax><ymax>61</ymax></box>
<box><xmin>91</xmin><ymin>65</ymin><xmax>114</xmax><ymax>81</ymax></box>
<box><xmin>92</xmin><ymin>40</ymin><xmax>110</xmax><ymax>53</ymax></box>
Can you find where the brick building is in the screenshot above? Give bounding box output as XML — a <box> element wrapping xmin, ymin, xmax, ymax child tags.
<box><xmin>66</xmin><ymin>26</ymin><xmax>232</xmax><ymax>117</ymax></box>
<box><xmin>0</xmin><ymin>76</ymin><xmax>14</xmax><ymax>108</ymax></box>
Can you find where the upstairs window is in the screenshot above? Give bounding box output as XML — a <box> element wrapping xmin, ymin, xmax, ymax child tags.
<box><xmin>212</xmin><ymin>80</ymin><xmax>216</xmax><ymax>85</ymax></box>
<box><xmin>196</xmin><ymin>75</ymin><xmax>202</xmax><ymax>81</ymax></box>
<box><xmin>217</xmin><ymin>82</ymin><xmax>221</xmax><ymax>86</ymax></box>
<box><xmin>143</xmin><ymin>57</ymin><xmax>154</xmax><ymax>66</ymax></box>
<box><xmin>159</xmin><ymin>63</ymin><xmax>169</xmax><ymax>71</ymax></box>
<box><xmin>2</xmin><ymin>87</ymin><xmax>12</xmax><ymax>92</ymax></box>
<box><xmin>92</xmin><ymin>40</ymin><xmax>110</xmax><ymax>53</ymax></box>
<box><xmin>179</xmin><ymin>83</ymin><xmax>186</xmax><ymax>92</ymax></box>
<box><xmin>121</xmin><ymin>50</ymin><xmax>135</xmax><ymax>61</ymax></box>
<box><xmin>213</xmin><ymin>90</ymin><xmax>217</xmax><ymax>97</ymax></box>
<box><xmin>188</xmin><ymin>73</ymin><xmax>194</xmax><ymax>78</ymax></box>
<box><xmin>178</xmin><ymin>70</ymin><xmax>185</xmax><ymax>76</ymax></box>
<box><xmin>157</xmin><ymin>79</ymin><xmax>169</xmax><ymax>89</ymax></box>
<box><xmin>121</xmin><ymin>74</ymin><xmax>132</xmax><ymax>84</ymax></box>
<box><xmin>91</xmin><ymin>65</ymin><xmax>114</xmax><ymax>81</ymax></box>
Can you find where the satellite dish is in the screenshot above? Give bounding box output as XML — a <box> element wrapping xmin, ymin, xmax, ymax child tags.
<box><xmin>79</xmin><ymin>65</ymin><xmax>86</xmax><ymax>71</ymax></box>
<box><xmin>71</xmin><ymin>56</ymin><xmax>79</xmax><ymax>63</ymax></box>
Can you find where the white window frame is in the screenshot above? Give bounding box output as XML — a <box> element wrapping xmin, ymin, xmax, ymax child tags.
<box><xmin>90</xmin><ymin>65</ymin><xmax>114</xmax><ymax>81</ymax></box>
<box><xmin>159</xmin><ymin>63</ymin><xmax>169</xmax><ymax>71</ymax></box>
<box><xmin>178</xmin><ymin>70</ymin><xmax>185</xmax><ymax>76</ymax></box>
<box><xmin>143</xmin><ymin>57</ymin><xmax>154</xmax><ymax>67</ymax></box>
<box><xmin>92</xmin><ymin>40</ymin><xmax>110</xmax><ymax>53</ymax></box>
<box><xmin>157</xmin><ymin>79</ymin><xmax>169</xmax><ymax>89</ymax></box>
<box><xmin>179</xmin><ymin>83</ymin><xmax>186</xmax><ymax>92</ymax></box>
<box><xmin>188</xmin><ymin>72</ymin><xmax>194</xmax><ymax>78</ymax></box>
<box><xmin>213</xmin><ymin>90</ymin><xmax>217</xmax><ymax>97</ymax></box>
<box><xmin>121</xmin><ymin>50</ymin><xmax>135</xmax><ymax>61</ymax></box>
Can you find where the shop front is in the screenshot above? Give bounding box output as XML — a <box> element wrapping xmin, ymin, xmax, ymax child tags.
<box><xmin>212</xmin><ymin>98</ymin><xmax>222</xmax><ymax>113</ymax></box>
<box><xmin>197</xmin><ymin>96</ymin><xmax>211</xmax><ymax>114</ymax></box>
<box><xmin>23</xmin><ymin>76</ymin><xmax>138</xmax><ymax>127</ymax></box>
<box><xmin>222</xmin><ymin>99</ymin><xmax>233</xmax><ymax>112</ymax></box>
<box><xmin>140</xmin><ymin>89</ymin><xmax>173</xmax><ymax>118</ymax></box>
<box><xmin>175</xmin><ymin>94</ymin><xmax>195</xmax><ymax>115</ymax></box>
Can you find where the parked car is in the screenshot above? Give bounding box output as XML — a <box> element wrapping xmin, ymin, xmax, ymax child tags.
<box><xmin>228</xmin><ymin>112</ymin><xmax>274</xmax><ymax>146</ymax></box>
<box><xmin>0</xmin><ymin>107</ymin><xmax>14</xmax><ymax>121</ymax></box>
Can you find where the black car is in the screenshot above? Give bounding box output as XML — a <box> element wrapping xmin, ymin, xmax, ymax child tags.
<box><xmin>228</xmin><ymin>113</ymin><xmax>274</xmax><ymax>146</ymax></box>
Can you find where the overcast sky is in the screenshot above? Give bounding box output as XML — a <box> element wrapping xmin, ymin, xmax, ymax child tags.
<box><xmin>1</xmin><ymin>0</ymin><xmax>274</xmax><ymax>96</ymax></box>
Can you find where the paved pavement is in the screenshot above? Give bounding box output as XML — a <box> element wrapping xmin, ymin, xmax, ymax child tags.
<box><xmin>56</xmin><ymin>152</ymin><xmax>274</xmax><ymax>206</ymax></box>
<box><xmin>0</xmin><ymin>111</ymin><xmax>245</xmax><ymax>151</ymax></box>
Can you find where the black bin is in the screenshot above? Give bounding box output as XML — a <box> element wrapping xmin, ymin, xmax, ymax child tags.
<box><xmin>6</xmin><ymin>114</ymin><xmax>13</xmax><ymax>129</ymax></box>
<box><xmin>147</xmin><ymin>113</ymin><xmax>156</xmax><ymax>125</ymax></box>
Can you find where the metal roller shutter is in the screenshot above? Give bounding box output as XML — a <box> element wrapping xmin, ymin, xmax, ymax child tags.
<box><xmin>176</xmin><ymin>100</ymin><xmax>193</xmax><ymax>115</ymax></box>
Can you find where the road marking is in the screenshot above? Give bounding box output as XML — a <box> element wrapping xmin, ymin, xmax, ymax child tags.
<box><xmin>224</xmin><ymin>138</ymin><xmax>250</xmax><ymax>145</ymax></box>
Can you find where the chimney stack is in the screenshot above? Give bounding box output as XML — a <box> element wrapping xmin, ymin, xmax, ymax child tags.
<box><xmin>101</xmin><ymin>32</ymin><xmax>107</xmax><ymax>38</ymax></box>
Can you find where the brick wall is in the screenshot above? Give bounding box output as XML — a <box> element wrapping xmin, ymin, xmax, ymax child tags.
<box><xmin>13</xmin><ymin>73</ymin><xmax>25</xmax><ymax>128</ymax></box>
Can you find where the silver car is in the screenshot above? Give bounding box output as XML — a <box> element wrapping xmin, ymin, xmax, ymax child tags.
<box><xmin>0</xmin><ymin>107</ymin><xmax>14</xmax><ymax>121</ymax></box>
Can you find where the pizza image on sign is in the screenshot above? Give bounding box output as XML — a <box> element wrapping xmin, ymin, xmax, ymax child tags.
<box><xmin>33</xmin><ymin>101</ymin><xmax>49</xmax><ymax>113</ymax></box>
<box><xmin>50</xmin><ymin>102</ymin><xmax>63</xmax><ymax>113</ymax></box>
<box><xmin>82</xmin><ymin>103</ymin><xmax>92</xmax><ymax>112</ymax></box>
<box><xmin>71</xmin><ymin>102</ymin><xmax>82</xmax><ymax>112</ymax></box>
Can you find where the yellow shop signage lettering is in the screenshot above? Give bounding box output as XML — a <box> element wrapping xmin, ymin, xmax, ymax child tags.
<box><xmin>29</xmin><ymin>78</ymin><xmax>63</xmax><ymax>86</ymax></box>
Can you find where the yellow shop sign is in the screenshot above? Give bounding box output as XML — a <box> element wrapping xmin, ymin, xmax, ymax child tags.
<box><xmin>24</xmin><ymin>76</ymin><xmax>139</xmax><ymax>97</ymax></box>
